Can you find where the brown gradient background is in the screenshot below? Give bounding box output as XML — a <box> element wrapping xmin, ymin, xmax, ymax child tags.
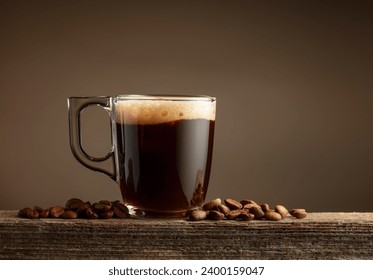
<box><xmin>1</xmin><ymin>0</ymin><xmax>372</xmax><ymax>211</ymax></box>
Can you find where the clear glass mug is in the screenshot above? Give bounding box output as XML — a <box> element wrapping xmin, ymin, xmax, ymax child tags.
<box><xmin>67</xmin><ymin>95</ymin><xmax>216</xmax><ymax>217</ymax></box>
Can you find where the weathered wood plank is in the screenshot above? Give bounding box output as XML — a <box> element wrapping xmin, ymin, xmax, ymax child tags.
<box><xmin>1</xmin><ymin>211</ymin><xmax>372</xmax><ymax>259</ymax></box>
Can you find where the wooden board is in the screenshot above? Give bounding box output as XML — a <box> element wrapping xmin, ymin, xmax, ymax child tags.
<box><xmin>1</xmin><ymin>211</ymin><xmax>372</xmax><ymax>259</ymax></box>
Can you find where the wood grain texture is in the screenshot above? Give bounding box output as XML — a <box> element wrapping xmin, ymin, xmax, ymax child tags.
<box><xmin>1</xmin><ymin>211</ymin><xmax>373</xmax><ymax>259</ymax></box>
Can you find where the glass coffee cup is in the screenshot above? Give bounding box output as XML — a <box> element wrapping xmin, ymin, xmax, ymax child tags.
<box><xmin>68</xmin><ymin>95</ymin><xmax>216</xmax><ymax>218</ymax></box>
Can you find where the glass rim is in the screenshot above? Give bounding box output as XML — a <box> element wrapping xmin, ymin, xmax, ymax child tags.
<box><xmin>114</xmin><ymin>94</ymin><xmax>216</xmax><ymax>102</ymax></box>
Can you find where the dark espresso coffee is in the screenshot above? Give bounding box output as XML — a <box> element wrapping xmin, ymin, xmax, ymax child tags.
<box><xmin>114</xmin><ymin>99</ymin><xmax>216</xmax><ymax>217</ymax></box>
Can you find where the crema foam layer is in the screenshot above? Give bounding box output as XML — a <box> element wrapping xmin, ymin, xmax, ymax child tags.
<box><xmin>115</xmin><ymin>100</ymin><xmax>216</xmax><ymax>125</ymax></box>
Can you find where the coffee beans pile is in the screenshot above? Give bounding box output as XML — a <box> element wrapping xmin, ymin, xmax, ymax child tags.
<box><xmin>188</xmin><ymin>198</ymin><xmax>307</xmax><ymax>221</ymax></box>
<box><xmin>18</xmin><ymin>197</ymin><xmax>307</xmax><ymax>222</ymax></box>
<box><xmin>18</xmin><ymin>198</ymin><xmax>129</xmax><ymax>219</ymax></box>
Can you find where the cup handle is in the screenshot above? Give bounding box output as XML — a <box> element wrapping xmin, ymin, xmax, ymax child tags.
<box><xmin>67</xmin><ymin>96</ymin><xmax>116</xmax><ymax>180</ymax></box>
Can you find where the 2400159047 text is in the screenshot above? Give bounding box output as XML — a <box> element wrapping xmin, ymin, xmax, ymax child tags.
<box><xmin>201</xmin><ymin>266</ymin><xmax>264</xmax><ymax>276</ymax></box>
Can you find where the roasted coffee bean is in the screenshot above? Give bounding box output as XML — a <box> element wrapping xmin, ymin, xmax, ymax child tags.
<box><xmin>202</xmin><ymin>198</ymin><xmax>221</xmax><ymax>210</ymax></box>
<box><xmin>99</xmin><ymin>210</ymin><xmax>114</xmax><ymax>219</ymax></box>
<box><xmin>243</xmin><ymin>203</ymin><xmax>259</xmax><ymax>210</ymax></box>
<box><xmin>238</xmin><ymin>212</ymin><xmax>254</xmax><ymax>221</ymax></box>
<box><xmin>18</xmin><ymin>207</ymin><xmax>33</xmax><ymax>218</ymax></box>
<box><xmin>112</xmin><ymin>203</ymin><xmax>129</xmax><ymax>218</ymax></box>
<box><xmin>65</xmin><ymin>198</ymin><xmax>83</xmax><ymax>210</ymax></box>
<box><xmin>61</xmin><ymin>210</ymin><xmax>78</xmax><ymax>219</ymax></box>
<box><xmin>39</xmin><ymin>209</ymin><xmax>50</xmax><ymax>218</ymax></box>
<box><xmin>208</xmin><ymin>210</ymin><xmax>225</xmax><ymax>220</ymax></box>
<box><xmin>99</xmin><ymin>200</ymin><xmax>112</xmax><ymax>207</ymax></box>
<box><xmin>49</xmin><ymin>206</ymin><xmax>65</xmax><ymax>218</ymax></box>
<box><xmin>27</xmin><ymin>210</ymin><xmax>39</xmax><ymax>219</ymax></box>
<box><xmin>224</xmin><ymin>198</ymin><xmax>242</xmax><ymax>210</ymax></box>
<box><xmin>265</xmin><ymin>210</ymin><xmax>283</xmax><ymax>221</ymax></box>
<box><xmin>289</xmin><ymin>208</ymin><xmax>306</xmax><ymax>216</ymax></box>
<box><xmin>249</xmin><ymin>206</ymin><xmax>265</xmax><ymax>219</ymax></box>
<box><xmin>226</xmin><ymin>210</ymin><xmax>243</xmax><ymax>220</ymax></box>
<box><xmin>217</xmin><ymin>204</ymin><xmax>230</xmax><ymax>215</ymax></box>
<box><xmin>240</xmin><ymin>199</ymin><xmax>257</xmax><ymax>206</ymax></box>
<box><xmin>189</xmin><ymin>210</ymin><xmax>207</xmax><ymax>221</ymax></box>
<box><xmin>19</xmin><ymin>208</ymin><xmax>39</xmax><ymax>219</ymax></box>
<box><xmin>86</xmin><ymin>208</ymin><xmax>99</xmax><ymax>219</ymax></box>
<box><xmin>93</xmin><ymin>201</ymin><xmax>112</xmax><ymax>212</ymax></box>
<box><xmin>76</xmin><ymin>202</ymin><xmax>92</xmax><ymax>218</ymax></box>
<box><xmin>260</xmin><ymin>203</ymin><xmax>270</xmax><ymax>212</ymax></box>
<box><xmin>293</xmin><ymin>211</ymin><xmax>307</xmax><ymax>219</ymax></box>
<box><xmin>291</xmin><ymin>209</ymin><xmax>308</xmax><ymax>219</ymax></box>
<box><xmin>275</xmin><ymin>205</ymin><xmax>289</xmax><ymax>219</ymax></box>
